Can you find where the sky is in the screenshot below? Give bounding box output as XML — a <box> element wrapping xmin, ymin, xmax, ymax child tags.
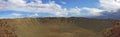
<box><xmin>0</xmin><ymin>0</ymin><xmax>120</xmax><ymax>19</ymax></box>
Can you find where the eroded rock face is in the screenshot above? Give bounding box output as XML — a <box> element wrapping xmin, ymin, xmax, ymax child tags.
<box><xmin>102</xmin><ymin>21</ymin><xmax>120</xmax><ymax>37</ymax></box>
<box><xmin>0</xmin><ymin>20</ymin><xmax>17</xmax><ymax>37</ymax></box>
<box><xmin>102</xmin><ymin>26</ymin><xmax>120</xmax><ymax>37</ymax></box>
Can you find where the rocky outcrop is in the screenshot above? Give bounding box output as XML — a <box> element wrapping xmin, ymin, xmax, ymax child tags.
<box><xmin>0</xmin><ymin>19</ymin><xmax>17</xmax><ymax>37</ymax></box>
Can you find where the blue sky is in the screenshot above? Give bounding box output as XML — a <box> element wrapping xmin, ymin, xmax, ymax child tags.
<box><xmin>0</xmin><ymin>0</ymin><xmax>120</xmax><ymax>19</ymax></box>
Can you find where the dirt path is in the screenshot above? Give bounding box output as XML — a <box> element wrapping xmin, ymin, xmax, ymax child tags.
<box><xmin>0</xmin><ymin>20</ymin><xmax>17</xmax><ymax>37</ymax></box>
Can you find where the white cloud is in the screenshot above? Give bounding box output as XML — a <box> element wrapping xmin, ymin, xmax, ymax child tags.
<box><xmin>99</xmin><ymin>0</ymin><xmax>120</xmax><ymax>12</ymax></box>
<box><xmin>69</xmin><ymin>7</ymin><xmax>81</xmax><ymax>16</ymax></box>
<box><xmin>29</xmin><ymin>13</ymin><xmax>39</xmax><ymax>17</ymax></box>
<box><xmin>11</xmin><ymin>13</ymin><xmax>22</xmax><ymax>17</ymax></box>
<box><xmin>0</xmin><ymin>0</ymin><xmax>106</xmax><ymax>17</ymax></box>
<box><xmin>0</xmin><ymin>0</ymin><xmax>70</xmax><ymax>16</ymax></box>
<box><xmin>82</xmin><ymin>7</ymin><xmax>104</xmax><ymax>16</ymax></box>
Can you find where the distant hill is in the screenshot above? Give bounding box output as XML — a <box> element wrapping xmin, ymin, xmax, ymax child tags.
<box><xmin>0</xmin><ymin>17</ymin><xmax>117</xmax><ymax>37</ymax></box>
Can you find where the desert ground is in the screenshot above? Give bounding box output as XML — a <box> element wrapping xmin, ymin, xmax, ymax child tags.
<box><xmin>0</xmin><ymin>17</ymin><xmax>115</xmax><ymax>37</ymax></box>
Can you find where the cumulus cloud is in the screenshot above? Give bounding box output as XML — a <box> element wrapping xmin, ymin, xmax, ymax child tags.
<box><xmin>0</xmin><ymin>0</ymin><xmax>63</xmax><ymax>14</ymax></box>
<box><xmin>99</xmin><ymin>0</ymin><xmax>120</xmax><ymax>12</ymax></box>
<box><xmin>68</xmin><ymin>7</ymin><xmax>81</xmax><ymax>16</ymax></box>
<box><xmin>0</xmin><ymin>0</ymin><xmax>107</xmax><ymax>18</ymax></box>
<box><xmin>0</xmin><ymin>0</ymin><xmax>71</xmax><ymax>17</ymax></box>
<box><xmin>95</xmin><ymin>0</ymin><xmax>120</xmax><ymax>19</ymax></box>
<box><xmin>81</xmin><ymin>7</ymin><xmax>104</xmax><ymax>16</ymax></box>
